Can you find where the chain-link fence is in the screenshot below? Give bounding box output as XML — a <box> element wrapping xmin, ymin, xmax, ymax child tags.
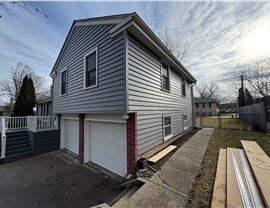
<box><xmin>195</xmin><ymin>113</ymin><xmax>251</xmax><ymax>130</ymax></box>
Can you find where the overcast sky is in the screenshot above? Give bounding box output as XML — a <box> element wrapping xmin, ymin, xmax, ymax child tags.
<box><xmin>1</xmin><ymin>1</ymin><xmax>270</xmax><ymax>101</ymax></box>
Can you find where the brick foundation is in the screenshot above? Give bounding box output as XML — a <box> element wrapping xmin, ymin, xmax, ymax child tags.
<box><xmin>79</xmin><ymin>114</ymin><xmax>84</xmax><ymax>163</ymax></box>
<box><xmin>127</xmin><ymin>112</ymin><xmax>138</xmax><ymax>175</ymax></box>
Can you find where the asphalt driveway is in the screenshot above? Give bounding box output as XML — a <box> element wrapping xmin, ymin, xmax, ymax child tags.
<box><xmin>0</xmin><ymin>151</ymin><xmax>121</xmax><ymax>208</ymax></box>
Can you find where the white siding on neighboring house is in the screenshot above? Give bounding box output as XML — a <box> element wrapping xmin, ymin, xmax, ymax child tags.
<box><xmin>127</xmin><ymin>34</ymin><xmax>193</xmax><ymax>154</ymax></box>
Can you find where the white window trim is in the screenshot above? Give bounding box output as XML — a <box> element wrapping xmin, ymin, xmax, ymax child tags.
<box><xmin>163</xmin><ymin>115</ymin><xmax>173</xmax><ymax>141</ymax></box>
<box><xmin>60</xmin><ymin>67</ymin><xmax>68</xmax><ymax>96</ymax></box>
<box><xmin>84</xmin><ymin>47</ymin><xmax>98</xmax><ymax>90</ymax></box>
<box><xmin>183</xmin><ymin>113</ymin><xmax>188</xmax><ymax>130</ymax></box>
<box><xmin>160</xmin><ymin>60</ymin><xmax>170</xmax><ymax>92</ymax></box>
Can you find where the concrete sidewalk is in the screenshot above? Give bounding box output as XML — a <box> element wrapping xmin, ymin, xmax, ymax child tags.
<box><xmin>116</xmin><ymin>128</ymin><xmax>213</xmax><ymax>208</ymax></box>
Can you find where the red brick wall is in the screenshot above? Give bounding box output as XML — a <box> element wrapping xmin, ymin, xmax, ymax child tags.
<box><xmin>127</xmin><ymin>112</ymin><xmax>138</xmax><ymax>175</ymax></box>
<box><xmin>79</xmin><ymin>114</ymin><xmax>84</xmax><ymax>163</ymax></box>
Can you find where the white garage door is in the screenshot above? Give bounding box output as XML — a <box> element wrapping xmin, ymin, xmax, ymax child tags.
<box><xmin>62</xmin><ymin>119</ymin><xmax>79</xmax><ymax>155</ymax></box>
<box><xmin>87</xmin><ymin>121</ymin><xmax>127</xmax><ymax>176</ymax></box>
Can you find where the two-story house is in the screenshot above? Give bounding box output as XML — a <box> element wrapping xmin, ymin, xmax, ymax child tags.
<box><xmin>50</xmin><ymin>13</ymin><xmax>196</xmax><ymax>179</ymax></box>
<box><xmin>194</xmin><ymin>97</ymin><xmax>220</xmax><ymax>116</ymax></box>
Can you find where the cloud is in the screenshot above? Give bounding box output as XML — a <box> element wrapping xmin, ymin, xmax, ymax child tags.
<box><xmin>1</xmin><ymin>1</ymin><xmax>270</xmax><ymax>101</ymax></box>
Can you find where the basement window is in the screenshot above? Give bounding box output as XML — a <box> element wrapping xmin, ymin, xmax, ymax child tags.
<box><xmin>163</xmin><ymin>116</ymin><xmax>172</xmax><ymax>140</ymax></box>
<box><xmin>183</xmin><ymin>114</ymin><xmax>188</xmax><ymax>130</ymax></box>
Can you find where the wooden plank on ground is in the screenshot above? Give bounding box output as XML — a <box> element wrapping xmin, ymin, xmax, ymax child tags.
<box><xmin>227</xmin><ymin>148</ymin><xmax>251</xmax><ymax>208</ymax></box>
<box><xmin>241</xmin><ymin>140</ymin><xmax>270</xmax><ymax>207</ymax></box>
<box><xmin>211</xmin><ymin>149</ymin><xmax>226</xmax><ymax>208</ymax></box>
<box><xmin>148</xmin><ymin>145</ymin><xmax>177</xmax><ymax>163</ymax></box>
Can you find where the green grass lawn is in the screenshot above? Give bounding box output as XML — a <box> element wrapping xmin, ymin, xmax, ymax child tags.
<box><xmin>187</xmin><ymin>120</ymin><xmax>270</xmax><ymax>208</ymax></box>
<box><xmin>195</xmin><ymin>117</ymin><xmax>251</xmax><ymax>129</ymax></box>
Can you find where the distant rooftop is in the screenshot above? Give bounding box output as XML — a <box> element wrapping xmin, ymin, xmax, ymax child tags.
<box><xmin>194</xmin><ymin>97</ymin><xmax>219</xmax><ymax>104</ymax></box>
<box><xmin>0</xmin><ymin>106</ymin><xmax>11</xmax><ymax>112</ymax></box>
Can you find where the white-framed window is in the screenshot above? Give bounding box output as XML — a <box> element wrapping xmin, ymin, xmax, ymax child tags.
<box><xmin>183</xmin><ymin>114</ymin><xmax>188</xmax><ymax>130</ymax></box>
<box><xmin>60</xmin><ymin>68</ymin><xmax>67</xmax><ymax>96</ymax></box>
<box><xmin>181</xmin><ymin>77</ymin><xmax>186</xmax><ymax>96</ymax></box>
<box><xmin>84</xmin><ymin>48</ymin><xmax>98</xmax><ymax>89</ymax></box>
<box><xmin>161</xmin><ymin>61</ymin><xmax>170</xmax><ymax>91</ymax></box>
<box><xmin>163</xmin><ymin>115</ymin><xmax>172</xmax><ymax>140</ymax></box>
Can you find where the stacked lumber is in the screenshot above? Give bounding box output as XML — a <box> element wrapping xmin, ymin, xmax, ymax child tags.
<box><xmin>211</xmin><ymin>141</ymin><xmax>270</xmax><ymax>208</ymax></box>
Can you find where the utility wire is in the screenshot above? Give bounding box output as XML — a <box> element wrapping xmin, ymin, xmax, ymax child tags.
<box><xmin>0</xmin><ymin>54</ymin><xmax>52</xmax><ymax>68</ymax></box>
<box><xmin>0</xmin><ymin>47</ymin><xmax>53</xmax><ymax>62</ymax></box>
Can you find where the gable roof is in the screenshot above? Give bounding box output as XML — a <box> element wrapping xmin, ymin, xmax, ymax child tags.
<box><xmin>50</xmin><ymin>12</ymin><xmax>196</xmax><ymax>83</ymax></box>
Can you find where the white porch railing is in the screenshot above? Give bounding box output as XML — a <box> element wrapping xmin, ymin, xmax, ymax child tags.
<box><xmin>5</xmin><ymin>116</ymin><xmax>28</xmax><ymax>130</ymax></box>
<box><xmin>1</xmin><ymin>116</ymin><xmax>57</xmax><ymax>159</ymax></box>
<box><xmin>27</xmin><ymin>116</ymin><xmax>56</xmax><ymax>132</ymax></box>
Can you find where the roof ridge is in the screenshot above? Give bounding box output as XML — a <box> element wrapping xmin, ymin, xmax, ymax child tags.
<box><xmin>74</xmin><ymin>12</ymin><xmax>134</xmax><ymax>23</ymax></box>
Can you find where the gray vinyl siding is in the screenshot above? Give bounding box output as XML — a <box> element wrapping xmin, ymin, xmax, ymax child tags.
<box><xmin>127</xmin><ymin>35</ymin><xmax>194</xmax><ymax>154</ymax></box>
<box><xmin>53</xmin><ymin>24</ymin><xmax>125</xmax><ymax>113</ymax></box>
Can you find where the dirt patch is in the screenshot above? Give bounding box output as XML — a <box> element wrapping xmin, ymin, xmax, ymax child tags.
<box><xmin>148</xmin><ymin>128</ymin><xmax>200</xmax><ymax>172</ymax></box>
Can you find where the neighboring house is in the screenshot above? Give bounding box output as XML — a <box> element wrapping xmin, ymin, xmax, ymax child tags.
<box><xmin>0</xmin><ymin>98</ymin><xmax>14</xmax><ymax>116</ymax></box>
<box><xmin>219</xmin><ymin>103</ymin><xmax>238</xmax><ymax>113</ymax></box>
<box><xmin>194</xmin><ymin>97</ymin><xmax>220</xmax><ymax>116</ymax></box>
<box><xmin>0</xmin><ymin>106</ymin><xmax>12</xmax><ymax>116</ymax></box>
<box><xmin>50</xmin><ymin>13</ymin><xmax>196</xmax><ymax>178</ymax></box>
<box><xmin>36</xmin><ymin>98</ymin><xmax>53</xmax><ymax>116</ymax></box>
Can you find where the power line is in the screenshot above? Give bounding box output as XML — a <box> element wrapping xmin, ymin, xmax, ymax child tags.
<box><xmin>0</xmin><ymin>54</ymin><xmax>52</xmax><ymax>68</ymax></box>
<box><xmin>0</xmin><ymin>47</ymin><xmax>53</xmax><ymax>62</ymax></box>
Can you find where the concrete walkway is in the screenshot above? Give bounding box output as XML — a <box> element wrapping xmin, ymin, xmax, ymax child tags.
<box><xmin>116</xmin><ymin>128</ymin><xmax>213</xmax><ymax>208</ymax></box>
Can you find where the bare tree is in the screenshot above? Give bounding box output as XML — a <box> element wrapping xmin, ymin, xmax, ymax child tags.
<box><xmin>0</xmin><ymin>62</ymin><xmax>49</xmax><ymax>101</ymax></box>
<box><xmin>233</xmin><ymin>58</ymin><xmax>270</xmax><ymax>97</ymax></box>
<box><xmin>158</xmin><ymin>27</ymin><xmax>190</xmax><ymax>63</ymax></box>
<box><xmin>220</xmin><ymin>95</ymin><xmax>237</xmax><ymax>104</ymax></box>
<box><xmin>0</xmin><ymin>1</ymin><xmax>47</xmax><ymax>18</ymax></box>
<box><xmin>195</xmin><ymin>82</ymin><xmax>219</xmax><ymax>100</ymax></box>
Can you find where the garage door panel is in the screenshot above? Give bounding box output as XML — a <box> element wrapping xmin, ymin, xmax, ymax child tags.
<box><xmin>88</xmin><ymin>121</ymin><xmax>127</xmax><ymax>176</ymax></box>
<box><xmin>63</xmin><ymin>119</ymin><xmax>79</xmax><ymax>155</ymax></box>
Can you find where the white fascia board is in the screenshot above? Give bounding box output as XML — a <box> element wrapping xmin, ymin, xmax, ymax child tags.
<box><xmin>50</xmin><ymin>16</ymin><xmax>127</xmax><ymax>77</ymax></box>
<box><xmin>75</xmin><ymin>17</ymin><xmax>126</xmax><ymax>26</ymax></box>
<box><xmin>110</xmin><ymin>15</ymin><xmax>196</xmax><ymax>83</ymax></box>
<box><xmin>50</xmin><ymin>23</ymin><xmax>76</xmax><ymax>76</ymax></box>
<box><xmin>110</xmin><ymin>15</ymin><xmax>133</xmax><ymax>36</ymax></box>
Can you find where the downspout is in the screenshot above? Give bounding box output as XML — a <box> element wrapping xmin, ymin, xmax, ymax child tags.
<box><xmin>191</xmin><ymin>82</ymin><xmax>197</xmax><ymax>127</ymax></box>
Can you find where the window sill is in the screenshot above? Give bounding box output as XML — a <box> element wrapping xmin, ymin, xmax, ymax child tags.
<box><xmin>164</xmin><ymin>134</ymin><xmax>173</xmax><ymax>141</ymax></box>
<box><xmin>84</xmin><ymin>84</ymin><xmax>98</xmax><ymax>90</ymax></box>
<box><xmin>60</xmin><ymin>93</ymin><xmax>67</xmax><ymax>97</ymax></box>
<box><xmin>161</xmin><ymin>88</ymin><xmax>170</xmax><ymax>93</ymax></box>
